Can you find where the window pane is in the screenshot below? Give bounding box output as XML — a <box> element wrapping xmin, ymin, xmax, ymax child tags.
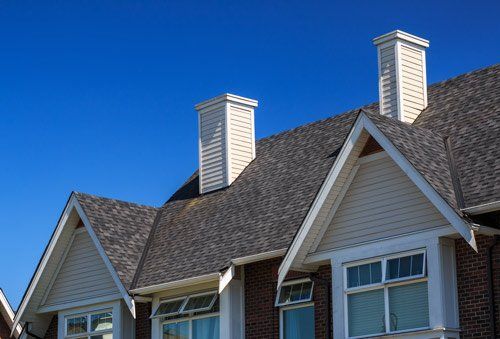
<box><xmin>283</xmin><ymin>305</ymin><xmax>314</xmax><ymax>339</ymax></box>
<box><xmin>193</xmin><ymin>316</ymin><xmax>220</xmax><ymax>339</ymax></box>
<box><xmin>300</xmin><ymin>281</ymin><xmax>313</xmax><ymax>300</ymax></box>
<box><xmin>90</xmin><ymin>335</ymin><xmax>112</xmax><ymax>339</ymax></box>
<box><xmin>183</xmin><ymin>294</ymin><xmax>216</xmax><ymax>313</ymax></box>
<box><xmin>289</xmin><ymin>284</ymin><xmax>303</xmax><ymax>302</ymax></box>
<box><xmin>163</xmin><ymin>321</ymin><xmax>189</xmax><ymax>339</ymax></box>
<box><xmin>156</xmin><ymin>299</ymin><xmax>185</xmax><ymax>317</ymax></box>
<box><xmin>91</xmin><ymin>312</ymin><xmax>113</xmax><ymax>331</ymax></box>
<box><xmin>411</xmin><ymin>254</ymin><xmax>424</xmax><ymax>276</ymax></box>
<box><xmin>399</xmin><ymin>256</ymin><xmax>411</xmax><ymax>277</ymax></box>
<box><xmin>389</xmin><ymin>281</ymin><xmax>429</xmax><ymax>332</ymax></box>
<box><xmin>347</xmin><ymin>266</ymin><xmax>359</xmax><ymax>288</ymax></box>
<box><xmin>279</xmin><ymin>285</ymin><xmax>292</xmax><ymax>304</ymax></box>
<box><xmin>371</xmin><ymin>262</ymin><xmax>382</xmax><ymax>283</ymax></box>
<box><xmin>67</xmin><ymin>316</ymin><xmax>87</xmax><ymax>335</ymax></box>
<box><xmin>348</xmin><ymin>289</ymin><xmax>385</xmax><ymax>337</ymax></box>
<box><xmin>359</xmin><ymin>264</ymin><xmax>371</xmax><ymax>286</ymax></box>
<box><xmin>387</xmin><ymin>258</ymin><xmax>400</xmax><ymax>280</ymax></box>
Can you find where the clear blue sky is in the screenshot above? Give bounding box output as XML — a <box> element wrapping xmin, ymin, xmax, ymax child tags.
<box><xmin>1</xmin><ymin>0</ymin><xmax>499</xmax><ymax>309</ymax></box>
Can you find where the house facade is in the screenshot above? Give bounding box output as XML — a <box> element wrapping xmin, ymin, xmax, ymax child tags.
<box><xmin>12</xmin><ymin>30</ymin><xmax>500</xmax><ymax>339</ymax></box>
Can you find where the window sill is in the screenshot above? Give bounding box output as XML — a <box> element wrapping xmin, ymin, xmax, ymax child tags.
<box><xmin>358</xmin><ymin>327</ymin><xmax>460</xmax><ymax>339</ymax></box>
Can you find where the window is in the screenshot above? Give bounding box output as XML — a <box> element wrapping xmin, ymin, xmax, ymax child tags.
<box><xmin>277</xmin><ymin>279</ymin><xmax>315</xmax><ymax>339</ymax></box>
<box><xmin>65</xmin><ymin>310</ymin><xmax>112</xmax><ymax>339</ymax></box>
<box><xmin>344</xmin><ymin>250</ymin><xmax>428</xmax><ymax>338</ymax></box>
<box><xmin>153</xmin><ymin>292</ymin><xmax>218</xmax><ymax>318</ymax></box>
<box><xmin>154</xmin><ymin>291</ymin><xmax>220</xmax><ymax>339</ymax></box>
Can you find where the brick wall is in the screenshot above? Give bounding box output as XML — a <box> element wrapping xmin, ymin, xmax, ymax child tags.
<box><xmin>135</xmin><ymin>302</ymin><xmax>152</xmax><ymax>339</ymax></box>
<box><xmin>43</xmin><ymin>315</ymin><xmax>58</xmax><ymax>339</ymax></box>
<box><xmin>244</xmin><ymin>257</ymin><xmax>332</xmax><ymax>339</ymax></box>
<box><xmin>0</xmin><ymin>314</ymin><xmax>11</xmax><ymax>339</ymax></box>
<box><xmin>455</xmin><ymin>234</ymin><xmax>500</xmax><ymax>339</ymax></box>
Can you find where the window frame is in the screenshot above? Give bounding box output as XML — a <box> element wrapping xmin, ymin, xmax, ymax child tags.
<box><xmin>343</xmin><ymin>249</ymin><xmax>429</xmax><ymax>338</ymax></box>
<box><xmin>151</xmin><ymin>291</ymin><xmax>218</xmax><ymax>319</ymax></box>
<box><xmin>64</xmin><ymin>308</ymin><xmax>113</xmax><ymax>339</ymax></box>
<box><xmin>161</xmin><ymin>311</ymin><xmax>220</xmax><ymax>339</ymax></box>
<box><xmin>274</xmin><ymin>278</ymin><xmax>314</xmax><ymax>307</ymax></box>
<box><xmin>279</xmin><ymin>302</ymin><xmax>315</xmax><ymax>339</ymax></box>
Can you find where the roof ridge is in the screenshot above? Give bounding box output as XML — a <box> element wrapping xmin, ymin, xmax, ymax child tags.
<box><xmin>74</xmin><ymin>191</ymin><xmax>157</xmax><ymax>210</ymax></box>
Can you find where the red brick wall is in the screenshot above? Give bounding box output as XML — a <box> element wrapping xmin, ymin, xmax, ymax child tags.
<box><xmin>0</xmin><ymin>314</ymin><xmax>12</xmax><ymax>339</ymax></box>
<box><xmin>43</xmin><ymin>315</ymin><xmax>58</xmax><ymax>339</ymax></box>
<box><xmin>135</xmin><ymin>302</ymin><xmax>152</xmax><ymax>339</ymax></box>
<box><xmin>244</xmin><ymin>257</ymin><xmax>332</xmax><ymax>339</ymax></box>
<box><xmin>455</xmin><ymin>234</ymin><xmax>500</xmax><ymax>339</ymax></box>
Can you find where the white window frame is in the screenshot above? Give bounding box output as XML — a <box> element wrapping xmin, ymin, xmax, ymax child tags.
<box><xmin>151</xmin><ymin>291</ymin><xmax>218</xmax><ymax>319</ymax></box>
<box><xmin>275</xmin><ymin>278</ymin><xmax>314</xmax><ymax>307</ymax></box>
<box><xmin>64</xmin><ymin>308</ymin><xmax>113</xmax><ymax>338</ymax></box>
<box><xmin>343</xmin><ymin>249</ymin><xmax>429</xmax><ymax>338</ymax></box>
<box><xmin>279</xmin><ymin>302</ymin><xmax>315</xmax><ymax>339</ymax></box>
<box><xmin>57</xmin><ymin>301</ymin><xmax>122</xmax><ymax>339</ymax></box>
<box><xmin>161</xmin><ymin>312</ymin><xmax>220</xmax><ymax>339</ymax></box>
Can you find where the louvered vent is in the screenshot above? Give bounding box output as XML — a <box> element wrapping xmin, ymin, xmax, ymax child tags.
<box><xmin>195</xmin><ymin>94</ymin><xmax>258</xmax><ymax>194</ymax></box>
<box><xmin>373</xmin><ymin>30</ymin><xmax>429</xmax><ymax>123</ymax></box>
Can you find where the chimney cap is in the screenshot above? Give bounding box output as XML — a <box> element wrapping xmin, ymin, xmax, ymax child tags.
<box><xmin>373</xmin><ymin>30</ymin><xmax>429</xmax><ymax>48</ymax></box>
<box><xmin>195</xmin><ymin>93</ymin><xmax>258</xmax><ymax>112</ymax></box>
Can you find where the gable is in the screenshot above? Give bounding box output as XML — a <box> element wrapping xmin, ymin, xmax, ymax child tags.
<box><xmin>314</xmin><ymin>152</ymin><xmax>452</xmax><ymax>253</ymax></box>
<box><xmin>42</xmin><ymin>228</ymin><xmax>121</xmax><ymax>308</ymax></box>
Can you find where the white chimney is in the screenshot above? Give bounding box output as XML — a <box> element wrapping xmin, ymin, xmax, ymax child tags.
<box><xmin>195</xmin><ymin>93</ymin><xmax>258</xmax><ymax>194</ymax></box>
<box><xmin>373</xmin><ymin>30</ymin><xmax>429</xmax><ymax>123</ymax></box>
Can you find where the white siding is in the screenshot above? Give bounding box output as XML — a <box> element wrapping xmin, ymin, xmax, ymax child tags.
<box><xmin>316</xmin><ymin>153</ymin><xmax>450</xmax><ymax>252</ymax></box>
<box><xmin>199</xmin><ymin>106</ymin><xmax>227</xmax><ymax>193</ymax></box>
<box><xmin>43</xmin><ymin>229</ymin><xmax>120</xmax><ymax>307</ymax></box>
<box><xmin>399</xmin><ymin>44</ymin><xmax>426</xmax><ymax>123</ymax></box>
<box><xmin>228</xmin><ymin>103</ymin><xmax>254</xmax><ymax>183</ymax></box>
<box><xmin>379</xmin><ymin>45</ymin><xmax>399</xmax><ymax>119</ymax></box>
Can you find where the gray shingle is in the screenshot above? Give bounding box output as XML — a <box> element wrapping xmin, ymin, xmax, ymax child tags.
<box><xmin>75</xmin><ymin>192</ymin><xmax>158</xmax><ymax>288</ymax></box>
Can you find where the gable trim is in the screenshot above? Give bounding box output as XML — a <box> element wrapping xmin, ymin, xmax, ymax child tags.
<box><xmin>277</xmin><ymin>111</ymin><xmax>476</xmax><ymax>287</ymax></box>
<box><xmin>13</xmin><ymin>194</ymin><xmax>135</xmax><ymax>332</ymax></box>
<box><xmin>0</xmin><ymin>289</ymin><xmax>21</xmax><ymax>337</ymax></box>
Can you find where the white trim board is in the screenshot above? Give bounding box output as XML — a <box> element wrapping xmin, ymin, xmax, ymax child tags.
<box><xmin>13</xmin><ymin>193</ymin><xmax>135</xmax><ymax>334</ymax></box>
<box><xmin>277</xmin><ymin>111</ymin><xmax>476</xmax><ymax>287</ymax></box>
<box><xmin>0</xmin><ymin>289</ymin><xmax>22</xmax><ymax>337</ymax></box>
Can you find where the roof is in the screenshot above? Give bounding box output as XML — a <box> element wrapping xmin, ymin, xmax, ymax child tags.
<box><xmin>74</xmin><ymin>64</ymin><xmax>499</xmax><ymax>291</ymax></box>
<box><xmin>0</xmin><ymin>288</ymin><xmax>20</xmax><ymax>337</ymax></box>
<box><xmin>74</xmin><ymin>192</ymin><xmax>158</xmax><ymax>289</ymax></box>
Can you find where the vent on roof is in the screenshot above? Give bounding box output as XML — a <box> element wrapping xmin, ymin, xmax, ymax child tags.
<box><xmin>195</xmin><ymin>93</ymin><xmax>258</xmax><ymax>194</ymax></box>
<box><xmin>373</xmin><ymin>30</ymin><xmax>429</xmax><ymax>123</ymax></box>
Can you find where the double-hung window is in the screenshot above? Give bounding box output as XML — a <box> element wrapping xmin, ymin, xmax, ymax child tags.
<box><xmin>152</xmin><ymin>291</ymin><xmax>219</xmax><ymax>339</ymax></box>
<box><xmin>276</xmin><ymin>278</ymin><xmax>315</xmax><ymax>339</ymax></box>
<box><xmin>65</xmin><ymin>310</ymin><xmax>113</xmax><ymax>339</ymax></box>
<box><xmin>344</xmin><ymin>250</ymin><xmax>429</xmax><ymax>338</ymax></box>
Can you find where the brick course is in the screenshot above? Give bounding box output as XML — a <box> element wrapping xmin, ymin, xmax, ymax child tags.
<box><xmin>0</xmin><ymin>314</ymin><xmax>11</xmax><ymax>339</ymax></box>
<box><xmin>135</xmin><ymin>302</ymin><xmax>152</xmax><ymax>339</ymax></box>
<box><xmin>43</xmin><ymin>315</ymin><xmax>57</xmax><ymax>339</ymax></box>
<box><xmin>244</xmin><ymin>257</ymin><xmax>332</xmax><ymax>339</ymax></box>
<box><xmin>455</xmin><ymin>234</ymin><xmax>500</xmax><ymax>339</ymax></box>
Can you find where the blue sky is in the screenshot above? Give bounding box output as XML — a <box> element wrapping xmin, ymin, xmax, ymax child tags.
<box><xmin>0</xmin><ymin>0</ymin><xmax>499</xmax><ymax>308</ymax></box>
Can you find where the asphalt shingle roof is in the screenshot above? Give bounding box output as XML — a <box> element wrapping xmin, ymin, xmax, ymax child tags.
<box><xmin>74</xmin><ymin>64</ymin><xmax>499</xmax><ymax>290</ymax></box>
<box><xmin>75</xmin><ymin>192</ymin><xmax>158</xmax><ymax>288</ymax></box>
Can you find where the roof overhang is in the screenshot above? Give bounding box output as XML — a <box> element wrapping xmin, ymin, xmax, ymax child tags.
<box><xmin>462</xmin><ymin>200</ymin><xmax>500</xmax><ymax>215</ymax></box>
<box><xmin>277</xmin><ymin>111</ymin><xmax>477</xmax><ymax>287</ymax></box>
<box><xmin>13</xmin><ymin>193</ymin><xmax>136</xmax><ymax>335</ymax></box>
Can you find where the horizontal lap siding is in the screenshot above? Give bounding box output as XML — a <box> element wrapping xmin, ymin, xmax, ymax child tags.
<box><xmin>200</xmin><ymin>106</ymin><xmax>227</xmax><ymax>193</ymax></box>
<box><xmin>400</xmin><ymin>45</ymin><xmax>425</xmax><ymax>123</ymax></box>
<box><xmin>44</xmin><ymin>230</ymin><xmax>119</xmax><ymax>307</ymax></box>
<box><xmin>228</xmin><ymin>104</ymin><xmax>254</xmax><ymax>183</ymax></box>
<box><xmin>317</xmin><ymin>154</ymin><xmax>450</xmax><ymax>252</ymax></box>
